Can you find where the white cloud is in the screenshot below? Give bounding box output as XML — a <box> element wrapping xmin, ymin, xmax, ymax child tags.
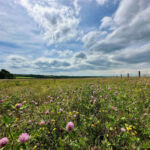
<box><xmin>113</xmin><ymin>43</ymin><xmax>150</xmax><ymax>64</ymax></box>
<box><xmin>79</xmin><ymin>0</ymin><xmax>150</xmax><ymax>75</ymax></box>
<box><xmin>2</xmin><ymin>55</ymin><xmax>33</xmax><ymax>74</ymax></box>
<box><xmin>44</xmin><ymin>49</ymin><xmax>73</xmax><ymax>58</ymax></box>
<box><xmin>96</xmin><ymin>0</ymin><xmax>108</xmax><ymax>5</ymax></box>
<box><xmin>34</xmin><ymin>58</ymin><xmax>71</xmax><ymax>70</ymax></box>
<box><xmin>82</xmin><ymin>30</ymin><xmax>107</xmax><ymax>48</ymax></box>
<box><xmin>0</xmin><ymin>0</ymin><xmax>43</xmax><ymax>49</ymax></box>
<box><xmin>1</xmin><ymin>0</ymin><xmax>150</xmax><ymax>75</ymax></box>
<box><xmin>20</xmin><ymin>0</ymin><xmax>80</xmax><ymax>45</ymax></box>
<box><xmin>114</xmin><ymin>0</ymin><xmax>150</xmax><ymax>25</ymax></box>
<box><xmin>73</xmin><ymin>0</ymin><xmax>81</xmax><ymax>16</ymax></box>
<box><xmin>99</xmin><ymin>16</ymin><xmax>115</xmax><ymax>30</ymax></box>
<box><xmin>85</xmin><ymin>0</ymin><xmax>150</xmax><ymax>54</ymax></box>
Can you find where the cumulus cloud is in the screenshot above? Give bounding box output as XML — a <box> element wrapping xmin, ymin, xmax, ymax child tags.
<box><xmin>0</xmin><ymin>0</ymin><xmax>45</xmax><ymax>56</ymax></box>
<box><xmin>96</xmin><ymin>0</ymin><xmax>108</xmax><ymax>5</ymax></box>
<box><xmin>6</xmin><ymin>55</ymin><xmax>30</xmax><ymax>69</ymax></box>
<box><xmin>73</xmin><ymin>0</ymin><xmax>81</xmax><ymax>16</ymax></box>
<box><xmin>1</xmin><ymin>55</ymin><xmax>33</xmax><ymax>74</ymax></box>
<box><xmin>32</xmin><ymin>57</ymin><xmax>72</xmax><ymax>74</ymax></box>
<box><xmin>84</xmin><ymin>0</ymin><xmax>150</xmax><ymax>56</ymax></box>
<box><xmin>82</xmin><ymin>31</ymin><xmax>107</xmax><ymax>49</ymax></box>
<box><xmin>2</xmin><ymin>52</ymin><xmax>117</xmax><ymax>74</ymax></box>
<box><xmin>84</xmin><ymin>52</ymin><xmax>120</xmax><ymax>70</ymax></box>
<box><xmin>114</xmin><ymin>0</ymin><xmax>150</xmax><ymax>25</ymax></box>
<box><xmin>2</xmin><ymin>55</ymin><xmax>72</xmax><ymax>73</ymax></box>
<box><xmin>113</xmin><ymin>43</ymin><xmax>150</xmax><ymax>64</ymax></box>
<box><xmin>44</xmin><ymin>49</ymin><xmax>73</xmax><ymax>58</ymax></box>
<box><xmin>99</xmin><ymin>16</ymin><xmax>115</xmax><ymax>30</ymax></box>
<box><xmin>19</xmin><ymin>0</ymin><xmax>80</xmax><ymax>45</ymax></box>
<box><xmin>79</xmin><ymin>0</ymin><xmax>150</xmax><ymax>74</ymax></box>
<box><xmin>75</xmin><ymin>52</ymin><xmax>87</xmax><ymax>59</ymax></box>
<box><xmin>1</xmin><ymin>0</ymin><xmax>150</xmax><ymax>75</ymax></box>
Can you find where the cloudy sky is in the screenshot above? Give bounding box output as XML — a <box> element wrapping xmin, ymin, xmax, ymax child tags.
<box><xmin>0</xmin><ymin>0</ymin><xmax>150</xmax><ymax>76</ymax></box>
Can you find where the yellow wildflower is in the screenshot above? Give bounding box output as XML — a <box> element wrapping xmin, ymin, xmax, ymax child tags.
<box><xmin>126</xmin><ymin>126</ymin><xmax>132</xmax><ymax>131</ymax></box>
<box><xmin>76</xmin><ymin>112</ymin><xmax>79</xmax><ymax>115</ymax></box>
<box><xmin>69</xmin><ymin>112</ymin><xmax>72</xmax><ymax>116</ymax></box>
<box><xmin>89</xmin><ymin>117</ymin><xmax>92</xmax><ymax>120</ymax></box>
<box><xmin>125</xmin><ymin>124</ymin><xmax>132</xmax><ymax>131</ymax></box>
<box><xmin>53</xmin><ymin>128</ymin><xmax>56</xmax><ymax>131</ymax></box>
<box><xmin>109</xmin><ymin>127</ymin><xmax>113</xmax><ymax>131</ymax></box>
<box><xmin>97</xmin><ymin>120</ymin><xmax>100</xmax><ymax>124</ymax></box>
<box><xmin>91</xmin><ymin>124</ymin><xmax>95</xmax><ymax>127</ymax></box>
<box><xmin>51</xmin><ymin>119</ymin><xmax>55</xmax><ymax>122</ymax></box>
<box><xmin>32</xmin><ymin>145</ymin><xmax>37</xmax><ymax>150</ymax></box>
<box><xmin>133</xmin><ymin>126</ymin><xmax>136</xmax><ymax>129</ymax></box>
<box><xmin>131</xmin><ymin>132</ymin><xmax>135</xmax><ymax>136</ymax></box>
<box><xmin>15</xmin><ymin>118</ymin><xmax>19</xmax><ymax>122</ymax></box>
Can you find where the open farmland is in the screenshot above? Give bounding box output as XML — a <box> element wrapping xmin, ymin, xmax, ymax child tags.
<box><xmin>0</xmin><ymin>78</ymin><xmax>150</xmax><ymax>149</ymax></box>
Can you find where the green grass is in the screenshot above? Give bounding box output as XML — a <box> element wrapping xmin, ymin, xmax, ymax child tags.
<box><xmin>15</xmin><ymin>76</ymin><xmax>34</xmax><ymax>79</ymax></box>
<box><xmin>0</xmin><ymin>78</ymin><xmax>150</xmax><ymax>149</ymax></box>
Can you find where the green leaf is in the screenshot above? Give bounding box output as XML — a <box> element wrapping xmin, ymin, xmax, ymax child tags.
<box><xmin>15</xmin><ymin>144</ymin><xmax>21</xmax><ymax>150</ymax></box>
<box><xmin>3</xmin><ymin>115</ymin><xmax>13</xmax><ymax>125</ymax></box>
<box><xmin>20</xmin><ymin>105</ymin><xmax>27</xmax><ymax>110</ymax></box>
<box><xmin>3</xmin><ymin>115</ymin><xmax>9</xmax><ymax>124</ymax></box>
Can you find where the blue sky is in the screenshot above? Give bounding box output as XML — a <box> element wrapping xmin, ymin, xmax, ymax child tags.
<box><xmin>0</xmin><ymin>0</ymin><xmax>150</xmax><ymax>76</ymax></box>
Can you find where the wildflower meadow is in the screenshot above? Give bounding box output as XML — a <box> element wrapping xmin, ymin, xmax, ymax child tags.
<box><xmin>0</xmin><ymin>78</ymin><xmax>150</xmax><ymax>149</ymax></box>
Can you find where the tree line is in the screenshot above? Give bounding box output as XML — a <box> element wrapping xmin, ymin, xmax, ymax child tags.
<box><xmin>0</xmin><ymin>69</ymin><xmax>15</xmax><ymax>79</ymax></box>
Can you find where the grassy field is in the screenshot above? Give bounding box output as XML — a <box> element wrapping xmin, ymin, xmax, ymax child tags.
<box><xmin>15</xmin><ymin>76</ymin><xmax>34</xmax><ymax>79</ymax></box>
<box><xmin>0</xmin><ymin>78</ymin><xmax>150</xmax><ymax>149</ymax></box>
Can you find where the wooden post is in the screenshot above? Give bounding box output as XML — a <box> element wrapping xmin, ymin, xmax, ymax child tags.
<box><xmin>138</xmin><ymin>71</ymin><xmax>141</xmax><ymax>78</ymax></box>
<box><xmin>127</xmin><ymin>73</ymin><xmax>129</xmax><ymax>78</ymax></box>
<box><xmin>121</xmin><ymin>74</ymin><xmax>122</xmax><ymax>78</ymax></box>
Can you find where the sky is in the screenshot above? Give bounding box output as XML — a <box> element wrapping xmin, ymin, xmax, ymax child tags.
<box><xmin>0</xmin><ymin>0</ymin><xmax>150</xmax><ymax>76</ymax></box>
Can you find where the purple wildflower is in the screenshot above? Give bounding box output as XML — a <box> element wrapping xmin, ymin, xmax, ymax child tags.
<box><xmin>93</xmin><ymin>99</ymin><xmax>97</xmax><ymax>104</ymax></box>
<box><xmin>90</xmin><ymin>96</ymin><xmax>94</xmax><ymax>99</ymax></box>
<box><xmin>112</xmin><ymin>106</ymin><xmax>117</xmax><ymax>111</ymax></box>
<box><xmin>19</xmin><ymin>111</ymin><xmax>23</xmax><ymax>114</ymax></box>
<box><xmin>108</xmin><ymin>87</ymin><xmax>111</xmax><ymax>90</ymax></box>
<box><xmin>60</xmin><ymin>108</ymin><xmax>63</xmax><ymax>112</ymax></box>
<box><xmin>28</xmin><ymin>120</ymin><xmax>31</xmax><ymax>124</ymax></box>
<box><xmin>40</xmin><ymin>120</ymin><xmax>45</xmax><ymax>125</ymax></box>
<box><xmin>66</xmin><ymin>122</ymin><xmax>74</xmax><ymax>132</ymax></box>
<box><xmin>45</xmin><ymin>110</ymin><xmax>50</xmax><ymax>115</ymax></box>
<box><xmin>93</xmin><ymin>91</ymin><xmax>97</xmax><ymax>94</ymax></box>
<box><xmin>144</xmin><ymin>113</ymin><xmax>148</xmax><ymax>116</ymax></box>
<box><xmin>121</xmin><ymin>128</ymin><xmax>126</xmax><ymax>132</ymax></box>
<box><xmin>31</xmin><ymin>100</ymin><xmax>36</xmax><ymax>104</ymax></box>
<box><xmin>19</xmin><ymin>133</ymin><xmax>29</xmax><ymax>144</ymax></box>
<box><xmin>44</xmin><ymin>101</ymin><xmax>47</xmax><ymax>104</ymax></box>
<box><xmin>0</xmin><ymin>137</ymin><xmax>8</xmax><ymax>148</ymax></box>
<box><xmin>15</xmin><ymin>103</ymin><xmax>22</xmax><ymax>109</ymax></box>
<box><xmin>23</xmin><ymin>101</ymin><xmax>26</xmax><ymax>104</ymax></box>
<box><xmin>50</xmin><ymin>99</ymin><xmax>54</xmax><ymax>103</ymax></box>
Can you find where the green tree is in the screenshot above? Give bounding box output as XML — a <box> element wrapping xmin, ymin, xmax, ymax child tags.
<box><xmin>0</xmin><ymin>69</ymin><xmax>15</xmax><ymax>79</ymax></box>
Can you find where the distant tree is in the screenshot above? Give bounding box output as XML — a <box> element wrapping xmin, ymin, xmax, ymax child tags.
<box><xmin>0</xmin><ymin>69</ymin><xmax>15</xmax><ymax>79</ymax></box>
